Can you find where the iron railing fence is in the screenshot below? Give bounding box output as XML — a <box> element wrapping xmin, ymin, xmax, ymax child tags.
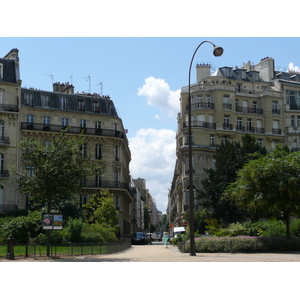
<box><xmin>0</xmin><ymin>239</ymin><xmax>131</xmax><ymax>259</ymax></box>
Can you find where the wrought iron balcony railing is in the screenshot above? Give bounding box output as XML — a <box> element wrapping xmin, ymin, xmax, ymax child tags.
<box><xmin>0</xmin><ymin>104</ymin><xmax>19</xmax><ymax>112</ymax></box>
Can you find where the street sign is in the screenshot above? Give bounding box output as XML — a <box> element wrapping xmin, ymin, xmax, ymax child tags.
<box><xmin>183</xmin><ymin>221</ymin><xmax>188</xmax><ymax>227</ymax></box>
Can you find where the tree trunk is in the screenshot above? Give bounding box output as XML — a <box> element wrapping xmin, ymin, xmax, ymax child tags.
<box><xmin>285</xmin><ymin>211</ymin><xmax>290</xmax><ymax>239</ymax></box>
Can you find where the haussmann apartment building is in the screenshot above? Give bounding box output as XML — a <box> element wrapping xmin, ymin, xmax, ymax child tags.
<box><xmin>0</xmin><ymin>48</ymin><xmax>134</xmax><ymax>238</ymax></box>
<box><xmin>168</xmin><ymin>56</ymin><xmax>300</xmax><ymax>227</ymax></box>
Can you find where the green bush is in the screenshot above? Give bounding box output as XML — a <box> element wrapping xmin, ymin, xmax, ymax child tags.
<box><xmin>64</xmin><ymin>218</ymin><xmax>84</xmax><ymax>243</ymax></box>
<box><xmin>81</xmin><ymin>223</ymin><xmax>118</xmax><ymax>243</ymax></box>
<box><xmin>184</xmin><ymin>236</ymin><xmax>300</xmax><ymax>253</ymax></box>
<box><xmin>0</xmin><ymin>210</ymin><xmax>42</xmax><ymax>243</ymax></box>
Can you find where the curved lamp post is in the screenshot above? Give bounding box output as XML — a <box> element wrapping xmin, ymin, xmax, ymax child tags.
<box><xmin>188</xmin><ymin>41</ymin><xmax>223</xmax><ymax>256</ymax></box>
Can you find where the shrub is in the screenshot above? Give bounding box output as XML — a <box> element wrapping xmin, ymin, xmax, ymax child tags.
<box><xmin>64</xmin><ymin>218</ymin><xmax>84</xmax><ymax>243</ymax></box>
<box><xmin>81</xmin><ymin>223</ymin><xmax>118</xmax><ymax>243</ymax></box>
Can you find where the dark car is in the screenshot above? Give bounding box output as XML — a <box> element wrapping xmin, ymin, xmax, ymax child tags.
<box><xmin>131</xmin><ymin>232</ymin><xmax>149</xmax><ymax>245</ymax></box>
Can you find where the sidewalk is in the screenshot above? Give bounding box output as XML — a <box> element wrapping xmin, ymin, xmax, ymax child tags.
<box><xmin>2</xmin><ymin>242</ymin><xmax>300</xmax><ymax>262</ymax></box>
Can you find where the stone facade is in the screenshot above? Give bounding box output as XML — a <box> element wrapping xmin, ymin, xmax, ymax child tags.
<box><xmin>168</xmin><ymin>57</ymin><xmax>300</xmax><ymax>226</ymax></box>
<box><xmin>0</xmin><ymin>49</ymin><xmax>133</xmax><ymax>238</ymax></box>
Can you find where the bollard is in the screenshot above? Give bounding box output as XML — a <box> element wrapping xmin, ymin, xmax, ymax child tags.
<box><xmin>6</xmin><ymin>235</ymin><xmax>15</xmax><ymax>260</ymax></box>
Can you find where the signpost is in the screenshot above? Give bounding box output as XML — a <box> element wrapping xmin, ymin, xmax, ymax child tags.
<box><xmin>183</xmin><ymin>221</ymin><xmax>188</xmax><ymax>227</ymax></box>
<box><xmin>43</xmin><ymin>214</ymin><xmax>63</xmax><ymax>230</ymax></box>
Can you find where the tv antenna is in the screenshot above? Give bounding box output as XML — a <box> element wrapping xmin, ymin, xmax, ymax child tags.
<box><xmin>83</xmin><ymin>75</ymin><xmax>91</xmax><ymax>93</ymax></box>
<box><xmin>97</xmin><ymin>81</ymin><xmax>103</xmax><ymax>96</ymax></box>
<box><xmin>69</xmin><ymin>74</ymin><xmax>73</xmax><ymax>85</ymax></box>
<box><xmin>45</xmin><ymin>74</ymin><xmax>54</xmax><ymax>85</ymax></box>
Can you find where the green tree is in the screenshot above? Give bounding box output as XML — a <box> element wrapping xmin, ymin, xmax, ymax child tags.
<box><xmin>15</xmin><ymin>131</ymin><xmax>99</xmax><ymax>212</ymax></box>
<box><xmin>84</xmin><ymin>191</ymin><xmax>119</xmax><ymax>229</ymax></box>
<box><xmin>198</xmin><ymin>134</ymin><xmax>266</xmax><ymax>225</ymax></box>
<box><xmin>223</xmin><ymin>147</ymin><xmax>300</xmax><ymax>238</ymax></box>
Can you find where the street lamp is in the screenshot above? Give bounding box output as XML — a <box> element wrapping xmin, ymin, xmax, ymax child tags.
<box><xmin>149</xmin><ymin>209</ymin><xmax>152</xmax><ymax>245</ymax></box>
<box><xmin>187</xmin><ymin>41</ymin><xmax>223</xmax><ymax>256</ymax></box>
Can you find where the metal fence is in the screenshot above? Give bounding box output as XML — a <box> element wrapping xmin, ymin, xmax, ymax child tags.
<box><xmin>0</xmin><ymin>239</ymin><xmax>131</xmax><ymax>259</ymax></box>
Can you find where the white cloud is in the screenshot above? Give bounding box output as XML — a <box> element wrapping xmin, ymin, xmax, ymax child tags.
<box><xmin>288</xmin><ymin>62</ymin><xmax>300</xmax><ymax>72</ymax></box>
<box><xmin>137</xmin><ymin>76</ymin><xmax>180</xmax><ymax>119</ymax></box>
<box><xmin>129</xmin><ymin>128</ymin><xmax>176</xmax><ymax>213</ymax></box>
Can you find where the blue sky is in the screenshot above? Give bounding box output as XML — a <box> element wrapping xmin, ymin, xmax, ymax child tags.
<box><xmin>1</xmin><ymin>37</ymin><xmax>300</xmax><ymax>213</ymax></box>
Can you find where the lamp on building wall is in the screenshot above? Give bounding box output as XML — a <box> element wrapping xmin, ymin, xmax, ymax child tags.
<box><xmin>187</xmin><ymin>41</ymin><xmax>223</xmax><ymax>256</ymax></box>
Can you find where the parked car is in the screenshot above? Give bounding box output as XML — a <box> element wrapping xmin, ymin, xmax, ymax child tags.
<box><xmin>131</xmin><ymin>232</ymin><xmax>149</xmax><ymax>245</ymax></box>
<box><xmin>146</xmin><ymin>232</ymin><xmax>162</xmax><ymax>242</ymax></box>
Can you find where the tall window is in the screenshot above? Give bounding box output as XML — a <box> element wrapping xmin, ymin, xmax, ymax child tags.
<box><xmin>62</xmin><ymin>118</ymin><xmax>69</xmax><ymax>127</ymax></box>
<box><xmin>92</xmin><ymin>101</ymin><xmax>99</xmax><ymax>112</ymax></box>
<box><xmin>247</xmin><ymin>118</ymin><xmax>252</xmax><ymax>130</ymax></box>
<box><xmin>95</xmin><ymin>144</ymin><xmax>102</xmax><ymax>159</ymax></box>
<box><xmin>41</xmin><ymin>95</ymin><xmax>49</xmax><ymax>107</ymax></box>
<box><xmin>95</xmin><ymin>121</ymin><xmax>101</xmax><ymax>130</ymax></box>
<box><xmin>0</xmin><ymin>154</ymin><xmax>3</xmax><ymax>175</ymax></box>
<box><xmin>78</xmin><ymin>100</ymin><xmax>84</xmax><ymax>111</ymax></box>
<box><xmin>26</xmin><ymin>165</ymin><xmax>35</xmax><ymax>177</ymax></box>
<box><xmin>80</xmin><ymin>194</ymin><xmax>87</xmax><ymax>208</ymax></box>
<box><xmin>0</xmin><ymin>63</ymin><xmax>3</xmax><ymax>79</ymax></box>
<box><xmin>95</xmin><ymin>171</ymin><xmax>102</xmax><ymax>188</ymax></box>
<box><xmin>0</xmin><ymin>121</ymin><xmax>4</xmax><ymax>140</ymax></box>
<box><xmin>25</xmin><ymin>93</ymin><xmax>33</xmax><ymax>106</ymax></box>
<box><xmin>27</xmin><ymin>115</ymin><xmax>34</xmax><ymax>124</ymax></box>
<box><xmin>43</xmin><ymin>116</ymin><xmax>50</xmax><ymax>125</ymax></box>
<box><xmin>80</xmin><ymin>119</ymin><xmax>86</xmax><ymax>128</ymax></box>
<box><xmin>115</xmin><ymin>146</ymin><xmax>119</xmax><ymax>161</ymax></box>
<box><xmin>210</xmin><ymin>134</ymin><xmax>215</xmax><ymax>147</ymax></box>
<box><xmin>80</xmin><ymin>143</ymin><xmax>87</xmax><ymax>157</ymax></box>
<box><xmin>297</xmin><ymin>116</ymin><xmax>300</xmax><ymax>127</ymax></box>
<box><xmin>0</xmin><ymin>89</ymin><xmax>4</xmax><ymax>105</ymax></box>
<box><xmin>291</xmin><ymin>115</ymin><xmax>295</xmax><ymax>127</ymax></box>
<box><xmin>223</xmin><ymin>95</ymin><xmax>231</xmax><ymax>110</ymax></box>
<box><xmin>237</xmin><ymin>117</ymin><xmax>242</xmax><ymax>130</ymax></box>
<box><xmin>60</xmin><ymin>97</ymin><xmax>68</xmax><ymax>110</ymax></box>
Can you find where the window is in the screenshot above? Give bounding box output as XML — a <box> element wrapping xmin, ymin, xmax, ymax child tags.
<box><xmin>0</xmin><ymin>63</ymin><xmax>3</xmax><ymax>79</ymax></box>
<box><xmin>286</xmin><ymin>90</ymin><xmax>300</xmax><ymax>110</ymax></box>
<box><xmin>95</xmin><ymin>121</ymin><xmax>101</xmax><ymax>130</ymax></box>
<box><xmin>0</xmin><ymin>89</ymin><xmax>4</xmax><ymax>105</ymax></box>
<box><xmin>222</xmin><ymin>136</ymin><xmax>228</xmax><ymax>144</ymax></box>
<box><xmin>291</xmin><ymin>115</ymin><xmax>295</xmax><ymax>126</ymax></box>
<box><xmin>297</xmin><ymin>116</ymin><xmax>300</xmax><ymax>127</ymax></box>
<box><xmin>26</xmin><ymin>166</ymin><xmax>35</xmax><ymax>177</ymax></box>
<box><xmin>95</xmin><ymin>172</ymin><xmax>102</xmax><ymax>188</ymax></box>
<box><xmin>27</xmin><ymin>115</ymin><xmax>34</xmax><ymax>124</ymax></box>
<box><xmin>62</xmin><ymin>118</ymin><xmax>69</xmax><ymax>127</ymax></box>
<box><xmin>0</xmin><ymin>154</ymin><xmax>3</xmax><ymax>175</ymax></box>
<box><xmin>95</xmin><ymin>144</ymin><xmax>102</xmax><ymax>159</ymax></box>
<box><xmin>272</xmin><ymin>101</ymin><xmax>279</xmax><ymax>114</ymax></box>
<box><xmin>115</xmin><ymin>146</ymin><xmax>119</xmax><ymax>161</ymax></box>
<box><xmin>92</xmin><ymin>101</ymin><xmax>99</xmax><ymax>112</ymax></box>
<box><xmin>43</xmin><ymin>116</ymin><xmax>50</xmax><ymax>125</ymax></box>
<box><xmin>80</xmin><ymin>143</ymin><xmax>87</xmax><ymax>157</ymax></box>
<box><xmin>210</xmin><ymin>134</ymin><xmax>215</xmax><ymax>147</ymax></box>
<box><xmin>60</xmin><ymin>97</ymin><xmax>68</xmax><ymax>110</ymax></box>
<box><xmin>114</xmin><ymin>123</ymin><xmax>118</xmax><ymax>131</ymax></box>
<box><xmin>247</xmin><ymin>118</ymin><xmax>252</xmax><ymax>130</ymax></box>
<box><xmin>0</xmin><ymin>121</ymin><xmax>4</xmax><ymax>140</ymax></box>
<box><xmin>115</xmin><ymin>195</ymin><xmax>120</xmax><ymax>210</ymax></box>
<box><xmin>78</xmin><ymin>100</ymin><xmax>84</xmax><ymax>111</ymax></box>
<box><xmin>224</xmin><ymin>115</ymin><xmax>230</xmax><ymax>128</ymax></box>
<box><xmin>223</xmin><ymin>95</ymin><xmax>231</xmax><ymax>109</ymax></box>
<box><xmin>80</xmin><ymin>195</ymin><xmax>87</xmax><ymax>208</ymax></box>
<box><xmin>41</xmin><ymin>95</ymin><xmax>49</xmax><ymax>107</ymax></box>
<box><xmin>237</xmin><ymin>117</ymin><xmax>242</xmax><ymax>130</ymax></box>
<box><xmin>257</xmin><ymin>139</ymin><xmax>263</xmax><ymax>148</ymax></box>
<box><xmin>25</xmin><ymin>93</ymin><xmax>33</xmax><ymax>106</ymax></box>
<box><xmin>80</xmin><ymin>119</ymin><xmax>86</xmax><ymax>128</ymax></box>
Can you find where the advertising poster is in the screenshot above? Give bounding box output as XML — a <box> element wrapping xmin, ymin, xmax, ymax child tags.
<box><xmin>43</xmin><ymin>214</ymin><xmax>63</xmax><ymax>230</ymax></box>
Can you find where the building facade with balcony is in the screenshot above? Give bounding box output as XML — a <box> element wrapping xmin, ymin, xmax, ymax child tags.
<box><xmin>168</xmin><ymin>57</ymin><xmax>294</xmax><ymax>227</ymax></box>
<box><xmin>0</xmin><ymin>49</ymin><xmax>21</xmax><ymax>214</ymax></box>
<box><xmin>1</xmin><ymin>49</ymin><xmax>133</xmax><ymax>238</ymax></box>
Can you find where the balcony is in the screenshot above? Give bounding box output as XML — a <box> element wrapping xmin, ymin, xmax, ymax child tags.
<box><xmin>81</xmin><ymin>180</ymin><xmax>133</xmax><ymax>196</ymax></box>
<box><xmin>0</xmin><ymin>104</ymin><xmax>19</xmax><ymax>113</ymax></box>
<box><xmin>187</xmin><ymin>102</ymin><xmax>215</xmax><ymax>111</ymax></box>
<box><xmin>0</xmin><ymin>204</ymin><xmax>18</xmax><ymax>213</ymax></box>
<box><xmin>272</xmin><ymin>128</ymin><xmax>282</xmax><ymax>135</ymax></box>
<box><xmin>223</xmin><ymin>123</ymin><xmax>233</xmax><ymax>130</ymax></box>
<box><xmin>183</xmin><ymin>121</ymin><xmax>216</xmax><ymax>129</ymax></box>
<box><xmin>21</xmin><ymin>122</ymin><xmax>127</xmax><ymax>141</ymax></box>
<box><xmin>236</xmin><ymin>125</ymin><xmax>256</xmax><ymax>133</ymax></box>
<box><xmin>236</xmin><ymin>106</ymin><xmax>263</xmax><ymax>115</ymax></box>
<box><xmin>0</xmin><ymin>136</ymin><xmax>10</xmax><ymax>146</ymax></box>
<box><xmin>223</xmin><ymin>103</ymin><xmax>232</xmax><ymax>110</ymax></box>
<box><xmin>0</xmin><ymin>170</ymin><xmax>9</xmax><ymax>178</ymax></box>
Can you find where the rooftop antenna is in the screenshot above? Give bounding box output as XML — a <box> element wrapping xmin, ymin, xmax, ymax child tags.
<box><xmin>45</xmin><ymin>74</ymin><xmax>54</xmax><ymax>85</ymax></box>
<box><xmin>83</xmin><ymin>75</ymin><xmax>91</xmax><ymax>93</ymax></box>
<box><xmin>97</xmin><ymin>81</ymin><xmax>103</xmax><ymax>96</ymax></box>
<box><xmin>69</xmin><ymin>74</ymin><xmax>73</xmax><ymax>85</ymax></box>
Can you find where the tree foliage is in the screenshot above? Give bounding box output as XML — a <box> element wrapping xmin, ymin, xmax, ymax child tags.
<box><xmin>15</xmin><ymin>131</ymin><xmax>100</xmax><ymax>212</ymax></box>
<box><xmin>223</xmin><ymin>146</ymin><xmax>300</xmax><ymax>237</ymax></box>
<box><xmin>198</xmin><ymin>134</ymin><xmax>266</xmax><ymax>225</ymax></box>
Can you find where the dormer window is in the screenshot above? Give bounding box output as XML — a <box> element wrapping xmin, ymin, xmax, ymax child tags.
<box><xmin>25</xmin><ymin>93</ymin><xmax>33</xmax><ymax>106</ymax></box>
<box><xmin>0</xmin><ymin>63</ymin><xmax>3</xmax><ymax>79</ymax></box>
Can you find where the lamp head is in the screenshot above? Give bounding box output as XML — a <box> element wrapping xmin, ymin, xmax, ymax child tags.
<box><xmin>213</xmin><ymin>45</ymin><xmax>224</xmax><ymax>57</ymax></box>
